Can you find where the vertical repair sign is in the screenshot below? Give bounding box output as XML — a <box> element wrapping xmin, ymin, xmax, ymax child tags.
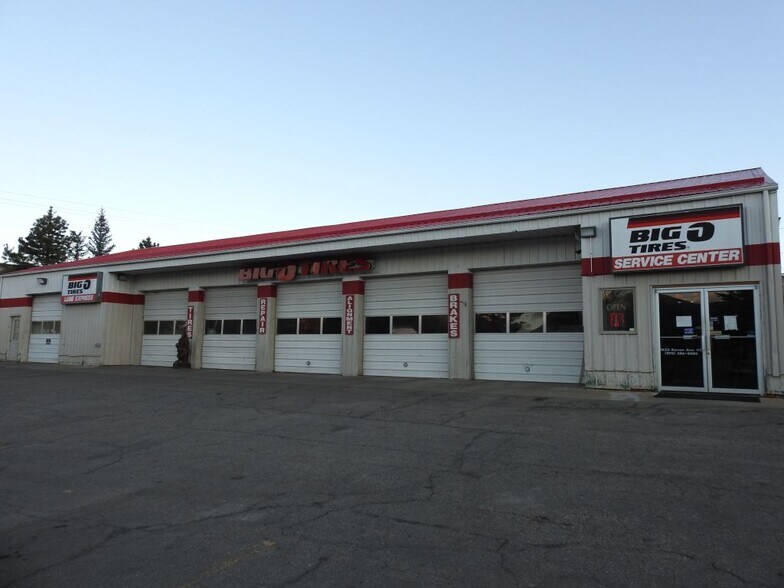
<box><xmin>610</xmin><ymin>206</ymin><xmax>744</xmax><ymax>272</ymax></box>
<box><xmin>61</xmin><ymin>273</ymin><xmax>102</xmax><ymax>304</ymax></box>
<box><xmin>258</xmin><ymin>297</ymin><xmax>268</xmax><ymax>335</ymax></box>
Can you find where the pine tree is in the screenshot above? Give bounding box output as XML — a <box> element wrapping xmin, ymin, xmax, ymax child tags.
<box><xmin>69</xmin><ymin>230</ymin><xmax>87</xmax><ymax>260</ymax></box>
<box><xmin>87</xmin><ymin>207</ymin><xmax>115</xmax><ymax>257</ymax></box>
<box><xmin>2</xmin><ymin>207</ymin><xmax>71</xmax><ymax>267</ymax></box>
<box><xmin>138</xmin><ymin>236</ymin><xmax>159</xmax><ymax>249</ymax></box>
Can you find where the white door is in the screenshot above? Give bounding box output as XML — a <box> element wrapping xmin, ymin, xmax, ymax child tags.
<box><xmin>474</xmin><ymin>265</ymin><xmax>584</xmax><ymax>383</ymax></box>
<box><xmin>363</xmin><ymin>274</ymin><xmax>449</xmax><ymax>378</ymax></box>
<box><xmin>275</xmin><ymin>280</ymin><xmax>342</xmax><ymax>374</ymax></box>
<box><xmin>202</xmin><ymin>287</ymin><xmax>257</xmax><ymax>370</ymax></box>
<box><xmin>141</xmin><ymin>290</ymin><xmax>187</xmax><ymax>367</ymax></box>
<box><xmin>29</xmin><ymin>295</ymin><xmax>62</xmax><ymax>363</ymax></box>
<box><xmin>9</xmin><ymin>316</ymin><xmax>20</xmax><ymax>361</ymax></box>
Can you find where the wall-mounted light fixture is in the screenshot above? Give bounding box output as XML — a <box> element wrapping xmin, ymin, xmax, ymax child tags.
<box><xmin>117</xmin><ymin>274</ymin><xmax>128</xmax><ymax>281</ymax></box>
<box><xmin>36</xmin><ymin>277</ymin><xmax>48</xmax><ymax>285</ymax></box>
<box><xmin>580</xmin><ymin>226</ymin><xmax>597</xmax><ymax>238</ymax></box>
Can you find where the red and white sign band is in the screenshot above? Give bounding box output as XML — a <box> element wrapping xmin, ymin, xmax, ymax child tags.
<box><xmin>610</xmin><ymin>206</ymin><xmax>744</xmax><ymax>273</ymax></box>
<box><xmin>448</xmin><ymin>293</ymin><xmax>460</xmax><ymax>338</ymax></box>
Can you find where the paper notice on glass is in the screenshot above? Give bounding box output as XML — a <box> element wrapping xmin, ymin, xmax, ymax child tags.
<box><xmin>724</xmin><ymin>315</ymin><xmax>738</xmax><ymax>331</ymax></box>
<box><xmin>676</xmin><ymin>315</ymin><xmax>692</xmax><ymax>328</ymax></box>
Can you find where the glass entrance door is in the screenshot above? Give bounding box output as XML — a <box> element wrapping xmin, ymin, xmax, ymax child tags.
<box><xmin>656</xmin><ymin>287</ymin><xmax>761</xmax><ymax>394</ymax></box>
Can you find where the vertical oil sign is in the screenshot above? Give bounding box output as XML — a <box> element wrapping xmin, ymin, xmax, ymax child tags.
<box><xmin>448</xmin><ymin>293</ymin><xmax>460</xmax><ymax>338</ymax></box>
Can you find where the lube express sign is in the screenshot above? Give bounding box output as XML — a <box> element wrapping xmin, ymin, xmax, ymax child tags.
<box><xmin>61</xmin><ymin>272</ymin><xmax>102</xmax><ymax>304</ymax></box>
<box><xmin>610</xmin><ymin>206</ymin><xmax>744</xmax><ymax>273</ymax></box>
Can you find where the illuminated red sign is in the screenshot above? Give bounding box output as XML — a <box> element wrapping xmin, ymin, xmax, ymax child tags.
<box><xmin>239</xmin><ymin>258</ymin><xmax>373</xmax><ymax>282</ymax></box>
<box><xmin>448</xmin><ymin>293</ymin><xmax>460</xmax><ymax>338</ymax></box>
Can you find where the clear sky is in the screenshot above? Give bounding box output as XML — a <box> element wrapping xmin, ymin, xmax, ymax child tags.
<box><xmin>1</xmin><ymin>1</ymin><xmax>782</xmax><ymax>254</ymax></box>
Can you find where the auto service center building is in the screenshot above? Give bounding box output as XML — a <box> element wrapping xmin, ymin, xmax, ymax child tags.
<box><xmin>1</xmin><ymin>168</ymin><xmax>782</xmax><ymax>396</ymax></box>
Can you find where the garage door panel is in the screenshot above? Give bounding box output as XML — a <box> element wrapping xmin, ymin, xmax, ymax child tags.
<box><xmin>474</xmin><ymin>265</ymin><xmax>583</xmax><ymax>384</ymax></box>
<box><xmin>275</xmin><ymin>335</ymin><xmax>341</xmax><ymax>374</ymax></box>
<box><xmin>29</xmin><ymin>295</ymin><xmax>62</xmax><ymax>363</ymax></box>
<box><xmin>141</xmin><ymin>336</ymin><xmax>179</xmax><ymax>367</ymax></box>
<box><xmin>202</xmin><ymin>287</ymin><xmax>257</xmax><ymax>370</ymax></box>
<box><xmin>364</xmin><ymin>335</ymin><xmax>448</xmax><ymax>378</ymax></box>
<box><xmin>141</xmin><ymin>291</ymin><xmax>187</xmax><ymax>367</ymax></box>
<box><xmin>202</xmin><ymin>336</ymin><xmax>256</xmax><ymax>370</ymax></box>
<box><xmin>363</xmin><ymin>275</ymin><xmax>449</xmax><ymax>378</ymax></box>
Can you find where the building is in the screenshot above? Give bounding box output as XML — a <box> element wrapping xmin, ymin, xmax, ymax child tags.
<box><xmin>1</xmin><ymin>168</ymin><xmax>781</xmax><ymax>396</ymax></box>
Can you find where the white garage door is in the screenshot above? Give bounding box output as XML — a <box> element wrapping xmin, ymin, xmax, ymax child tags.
<box><xmin>474</xmin><ymin>264</ymin><xmax>584</xmax><ymax>383</ymax></box>
<box><xmin>141</xmin><ymin>290</ymin><xmax>187</xmax><ymax>367</ymax></box>
<box><xmin>203</xmin><ymin>287</ymin><xmax>257</xmax><ymax>370</ymax></box>
<box><xmin>29</xmin><ymin>295</ymin><xmax>62</xmax><ymax>363</ymax></box>
<box><xmin>364</xmin><ymin>274</ymin><xmax>448</xmax><ymax>378</ymax></box>
<box><xmin>275</xmin><ymin>280</ymin><xmax>342</xmax><ymax>374</ymax></box>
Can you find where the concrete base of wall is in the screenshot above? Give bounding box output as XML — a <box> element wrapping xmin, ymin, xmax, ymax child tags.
<box><xmin>583</xmin><ymin>370</ymin><xmax>656</xmax><ymax>391</ymax></box>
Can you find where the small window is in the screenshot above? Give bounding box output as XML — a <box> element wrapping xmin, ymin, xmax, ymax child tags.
<box><xmin>175</xmin><ymin>320</ymin><xmax>187</xmax><ymax>334</ymax></box>
<box><xmin>322</xmin><ymin>317</ymin><xmax>342</xmax><ymax>334</ymax></box>
<box><xmin>366</xmin><ymin>316</ymin><xmax>390</xmax><ymax>334</ymax></box>
<box><xmin>299</xmin><ymin>318</ymin><xmax>321</xmax><ymax>334</ymax></box>
<box><xmin>392</xmin><ymin>315</ymin><xmax>419</xmax><ymax>334</ymax></box>
<box><xmin>476</xmin><ymin>313</ymin><xmax>507</xmax><ymax>333</ymax></box>
<box><xmin>52</xmin><ymin>321</ymin><xmax>61</xmax><ymax>334</ymax></box>
<box><xmin>158</xmin><ymin>321</ymin><xmax>175</xmax><ymax>335</ymax></box>
<box><xmin>223</xmin><ymin>319</ymin><xmax>241</xmax><ymax>335</ymax></box>
<box><xmin>547</xmin><ymin>311</ymin><xmax>583</xmax><ymax>333</ymax></box>
<box><xmin>31</xmin><ymin>322</ymin><xmax>43</xmax><ymax>335</ymax></box>
<box><xmin>602</xmin><ymin>289</ymin><xmax>635</xmax><ymax>332</ymax></box>
<box><xmin>241</xmin><ymin>319</ymin><xmax>257</xmax><ymax>335</ymax></box>
<box><xmin>510</xmin><ymin>312</ymin><xmax>544</xmax><ymax>333</ymax></box>
<box><xmin>421</xmin><ymin>315</ymin><xmax>447</xmax><ymax>334</ymax></box>
<box><xmin>277</xmin><ymin>318</ymin><xmax>297</xmax><ymax>334</ymax></box>
<box><xmin>205</xmin><ymin>319</ymin><xmax>222</xmax><ymax>335</ymax></box>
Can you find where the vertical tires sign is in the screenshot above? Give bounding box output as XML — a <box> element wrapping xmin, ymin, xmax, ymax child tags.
<box><xmin>610</xmin><ymin>206</ymin><xmax>744</xmax><ymax>273</ymax></box>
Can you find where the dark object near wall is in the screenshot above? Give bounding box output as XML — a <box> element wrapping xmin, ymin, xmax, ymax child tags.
<box><xmin>173</xmin><ymin>331</ymin><xmax>191</xmax><ymax>368</ymax></box>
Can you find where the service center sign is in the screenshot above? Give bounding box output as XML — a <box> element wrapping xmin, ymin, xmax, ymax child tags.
<box><xmin>61</xmin><ymin>273</ymin><xmax>102</xmax><ymax>304</ymax></box>
<box><xmin>610</xmin><ymin>206</ymin><xmax>744</xmax><ymax>273</ymax></box>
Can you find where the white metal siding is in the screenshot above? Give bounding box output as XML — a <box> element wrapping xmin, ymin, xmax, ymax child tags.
<box><xmin>364</xmin><ymin>274</ymin><xmax>448</xmax><ymax>378</ymax></box>
<box><xmin>202</xmin><ymin>287</ymin><xmax>257</xmax><ymax>370</ymax></box>
<box><xmin>29</xmin><ymin>295</ymin><xmax>62</xmax><ymax>363</ymax></box>
<box><xmin>141</xmin><ymin>290</ymin><xmax>187</xmax><ymax>367</ymax></box>
<box><xmin>474</xmin><ymin>265</ymin><xmax>584</xmax><ymax>383</ymax></box>
<box><xmin>275</xmin><ymin>280</ymin><xmax>342</xmax><ymax>374</ymax></box>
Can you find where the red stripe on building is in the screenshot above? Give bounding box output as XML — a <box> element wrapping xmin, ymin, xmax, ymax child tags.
<box><xmin>448</xmin><ymin>273</ymin><xmax>474</xmax><ymax>289</ymax></box>
<box><xmin>0</xmin><ymin>297</ymin><xmax>33</xmax><ymax>308</ymax></box>
<box><xmin>583</xmin><ymin>242</ymin><xmax>781</xmax><ymax>275</ymax></box>
<box><xmin>102</xmin><ymin>292</ymin><xmax>145</xmax><ymax>305</ymax></box>
<box><xmin>257</xmin><ymin>284</ymin><xmax>277</xmax><ymax>298</ymax></box>
<box><xmin>627</xmin><ymin>209</ymin><xmax>740</xmax><ymax>228</ymax></box>
<box><xmin>188</xmin><ymin>290</ymin><xmax>205</xmax><ymax>302</ymax></box>
<box><xmin>581</xmin><ymin>256</ymin><xmax>614</xmax><ymax>276</ymax></box>
<box><xmin>342</xmin><ymin>280</ymin><xmax>365</xmax><ymax>295</ymax></box>
<box><xmin>746</xmin><ymin>243</ymin><xmax>781</xmax><ymax>266</ymax></box>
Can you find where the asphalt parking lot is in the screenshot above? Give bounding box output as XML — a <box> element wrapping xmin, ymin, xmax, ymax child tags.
<box><xmin>1</xmin><ymin>363</ymin><xmax>783</xmax><ymax>587</ymax></box>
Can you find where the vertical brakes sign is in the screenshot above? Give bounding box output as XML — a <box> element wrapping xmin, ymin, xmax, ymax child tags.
<box><xmin>448</xmin><ymin>293</ymin><xmax>460</xmax><ymax>338</ymax></box>
<box><xmin>610</xmin><ymin>206</ymin><xmax>744</xmax><ymax>273</ymax></box>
